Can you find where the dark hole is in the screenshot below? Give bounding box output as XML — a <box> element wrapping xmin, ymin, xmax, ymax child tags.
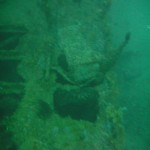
<box><xmin>0</xmin><ymin>94</ymin><xmax>21</xmax><ymax>150</ymax></box>
<box><xmin>0</xmin><ymin>34</ymin><xmax>21</xmax><ymax>50</ymax></box>
<box><xmin>0</xmin><ymin>25</ymin><xmax>27</xmax><ymax>50</ymax></box>
<box><xmin>0</xmin><ymin>94</ymin><xmax>22</xmax><ymax>120</ymax></box>
<box><xmin>37</xmin><ymin>100</ymin><xmax>52</xmax><ymax>120</ymax></box>
<box><xmin>0</xmin><ymin>60</ymin><xmax>23</xmax><ymax>82</ymax></box>
<box><xmin>0</xmin><ymin>123</ymin><xmax>18</xmax><ymax>150</ymax></box>
<box><xmin>57</xmin><ymin>53</ymin><xmax>69</xmax><ymax>72</ymax></box>
<box><xmin>53</xmin><ymin>88</ymin><xmax>99</xmax><ymax>122</ymax></box>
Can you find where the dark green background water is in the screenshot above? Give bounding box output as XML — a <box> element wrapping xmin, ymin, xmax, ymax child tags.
<box><xmin>0</xmin><ymin>0</ymin><xmax>150</xmax><ymax>149</ymax></box>
<box><xmin>111</xmin><ymin>0</ymin><xmax>150</xmax><ymax>149</ymax></box>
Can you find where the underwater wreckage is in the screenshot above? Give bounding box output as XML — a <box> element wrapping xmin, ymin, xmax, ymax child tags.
<box><xmin>53</xmin><ymin>32</ymin><xmax>130</xmax><ymax>87</ymax></box>
<box><xmin>0</xmin><ymin>0</ymin><xmax>130</xmax><ymax>150</ymax></box>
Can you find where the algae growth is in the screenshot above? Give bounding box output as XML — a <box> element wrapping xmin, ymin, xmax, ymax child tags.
<box><xmin>0</xmin><ymin>0</ymin><xmax>130</xmax><ymax>150</ymax></box>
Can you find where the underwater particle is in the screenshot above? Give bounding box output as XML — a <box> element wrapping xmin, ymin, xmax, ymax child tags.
<box><xmin>37</xmin><ymin>100</ymin><xmax>52</xmax><ymax>120</ymax></box>
<box><xmin>146</xmin><ymin>25</ymin><xmax>150</xmax><ymax>29</ymax></box>
<box><xmin>53</xmin><ymin>87</ymin><xmax>99</xmax><ymax>122</ymax></box>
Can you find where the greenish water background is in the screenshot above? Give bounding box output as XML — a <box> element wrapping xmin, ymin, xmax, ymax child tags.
<box><xmin>0</xmin><ymin>0</ymin><xmax>150</xmax><ymax>149</ymax></box>
<box><xmin>111</xmin><ymin>0</ymin><xmax>150</xmax><ymax>149</ymax></box>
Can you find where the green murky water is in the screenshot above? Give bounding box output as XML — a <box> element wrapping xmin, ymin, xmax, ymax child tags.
<box><xmin>0</xmin><ymin>0</ymin><xmax>149</xmax><ymax>150</ymax></box>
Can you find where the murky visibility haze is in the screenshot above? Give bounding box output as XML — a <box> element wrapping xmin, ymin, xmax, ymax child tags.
<box><xmin>111</xmin><ymin>0</ymin><xmax>150</xmax><ymax>149</ymax></box>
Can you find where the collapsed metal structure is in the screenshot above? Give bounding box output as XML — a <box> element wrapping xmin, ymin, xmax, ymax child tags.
<box><xmin>0</xmin><ymin>0</ymin><xmax>129</xmax><ymax>149</ymax></box>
